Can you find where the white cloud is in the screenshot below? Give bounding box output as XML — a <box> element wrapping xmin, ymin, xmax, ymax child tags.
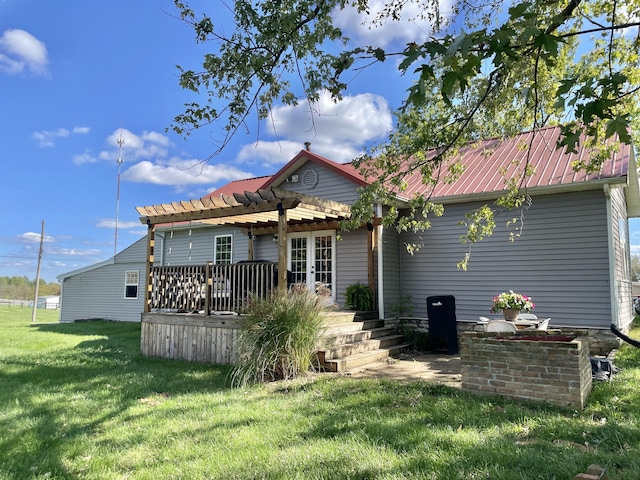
<box><xmin>32</xmin><ymin>126</ymin><xmax>90</xmax><ymax>147</ymax></box>
<box><xmin>122</xmin><ymin>158</ymin><xmax>253</xmax><ymax>186</ymax></box>
<box><xmin>236</xmin><ymin>92</ymin><xmax>393</xmax><ymax>167</ymax></box>
<box><xmin>99</xmin><ymin>129</ymin><xmax>171</xmax><ymax>163</ymax></box>
<box><xmin>73</xmin><ymin>151</ymin><xmax>98</xmax><ymax>165</ymax></box>
<box><xmin>0</xmin><ymin>29</ymin><xmax>48</xmax><ymax>75</ymax></box>
<box><xmin>96</xmin><ymin>219</ymin><xmax>142</xmax><ymax>229</ymax></box>
<box><xmin>333</xmin><ymin>0</ymin><xmax>454</xmax><ymax>48</ymax></box>
<box><xmin>18</xmin><ymin>232</ymin><xmax>54</xmax><ymax>243</ymax></box>
<box><xmin>47</xmin><ymin>247</ymin><xmax>103</xmax><ymax>257</ymax></box>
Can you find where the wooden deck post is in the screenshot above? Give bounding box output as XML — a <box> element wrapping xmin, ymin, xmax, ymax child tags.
<box><xmin>277</xmin><ymin>202</ymin><xmax>288</xmax><ymax>294</ymax></box>
<box><xmin>144</xmin><ymin>223</ymin><xmax>155</xmax><ymax>313</ymax></box>
<box><xmin>367</xmin><ymin>222</ymin><xmax>375</xmax><ymax>299</ymax></box>
<box><xmin>204</xmin><ymin>261</ymin><xmax>212</xmax><ymax>315</ymax></box>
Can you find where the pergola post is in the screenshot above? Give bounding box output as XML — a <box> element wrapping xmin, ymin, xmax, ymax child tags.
<box><xmin>367</xmin><ymin>222</ymin><xmax>375</xmax><ymax>298</ymax></box>
<box><xmin>277</xmin><ymin>203</ymin><xmax>288</xmax><ymax>294</ymax></box>
<box><xmin>247</xmin><ymin>231</ymin><xmax>254</xmax><ymax>260</ymax></box>
<box><xmin>144</xmin><ymin>223</ymin><xmax>155</xmax><ymax>313</ymax></box>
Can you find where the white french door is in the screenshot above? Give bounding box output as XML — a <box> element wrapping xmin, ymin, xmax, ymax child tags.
<box><xmin>288</xmin><ymin>230</ymin><xmax>335</xmax><ymax>304</ymax></box>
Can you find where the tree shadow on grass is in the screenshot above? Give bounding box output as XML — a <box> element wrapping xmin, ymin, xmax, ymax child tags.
<box><xmin>270</xmin><ymin>376</ymin><xmax>640</xmax><ymax>478</ymax></box>
<box><xmin>1</xmin><ymin>321</ymin><xmax>234</xmax><ymax>478</ymax></box>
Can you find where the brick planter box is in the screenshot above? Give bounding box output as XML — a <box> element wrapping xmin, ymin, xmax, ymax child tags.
<box><xmin>459</xmin><ymin>331</ymin><xmax>592</xmax><ymax>409</ymax></box>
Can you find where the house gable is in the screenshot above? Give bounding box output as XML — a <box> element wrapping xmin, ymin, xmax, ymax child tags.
<box><xmin>260</xmin><ymin>150</ymin><xmax>366</xmax><ymax>205</ymax></box>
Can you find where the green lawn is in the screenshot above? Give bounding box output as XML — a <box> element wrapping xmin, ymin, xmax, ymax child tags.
<box><xmin>1</xmin><ymin>306</ymin><xmax>639</xmax><ymax>479</ymax></box>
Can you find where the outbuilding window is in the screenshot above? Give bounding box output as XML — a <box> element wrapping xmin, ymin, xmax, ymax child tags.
<box><xmin>125</xmin><ymin>270</ymin><xmax>139</xmax><ymax>299</ymax></box>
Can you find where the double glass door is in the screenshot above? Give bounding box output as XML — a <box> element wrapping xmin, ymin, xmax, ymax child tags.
<box><xmin>288</xmin><ymin>231</ymin><xmax>335</xmax><ymax>304</ymax></box>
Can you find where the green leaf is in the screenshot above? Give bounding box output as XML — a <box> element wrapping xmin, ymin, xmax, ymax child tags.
<box><xmin>441</xmin><ymin>71</ymin><xmax>459</xmax><ymax>98</ymax></box>
<box><xmin>558</xmin><ymin>125</ymin><xmax>581</xmax><ymax>154</ymax></box>
<box><xmin>508</xmin><ymin>2</ymin><xmax>532</xmax><ymax>17</ymax></box>
<box><xmin>605</xmin><ymin>116</ymin><xmax>631</xmax><ymax>144</ymax></box>
<box><xmin>446</xmin><ymin>30</ymin><xmax>467</xmax><ymax>56</ymax></box>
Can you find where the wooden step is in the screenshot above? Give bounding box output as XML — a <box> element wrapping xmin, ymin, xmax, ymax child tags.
<box><xmin>320</xmin><ymin>326</ymin><xmax>397</xmax><ymax>348</ymax></box>
<box><xmin>322</xmin><ymin>320</ymin><xmax>386</xmax><ymax>335</ymax></box>
<box><xmin>319</xmin><ymin>334</ymin><xmax>406</xmax><ymax>361</ymax></box>
<box><xmin>320</xmin><ymin>344</ymin><xmax>409</xmax><ymax>372</ymax></box>
<box><xmin>320</xmin><ymin>310</ymin><xmax>379</xmax><ymax>324</ymax></box>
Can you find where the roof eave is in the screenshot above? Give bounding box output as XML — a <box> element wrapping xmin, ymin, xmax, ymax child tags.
<box><xmin>57</xmin><ymin>257</ymin><xmax>115</xmax><ymax>282</ymax></box>
<box><xmin>422</xmin><ymin>177</ymin><xmax>629</xmax><ymax>205</ymax></box>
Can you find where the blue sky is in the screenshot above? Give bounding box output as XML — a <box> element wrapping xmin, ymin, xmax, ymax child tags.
<box><xmin>1</xmin><ymin>0</ymin><xmax>639</xmax><ymax>283</ymax></box>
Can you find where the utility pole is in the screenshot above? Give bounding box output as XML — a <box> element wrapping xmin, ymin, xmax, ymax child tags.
<box><xmin>31</xmin><ymin>220</ymin><xmax>45</xmax><ymax>323</ymax></box>
<box><xmin>114</xmin><ymin>129</ymin><xmax>125</xmax><ymax>257</ymax></box>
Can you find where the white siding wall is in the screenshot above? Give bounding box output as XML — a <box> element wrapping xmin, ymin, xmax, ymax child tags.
<box><xmin>396</xmin><ymin>189</ymin><xmax>613</xmax><ymax>328</ymax></box>
<box><xmin>59</xmin><ymin>237</ymin><xmax>148</xmax><ymax>322</ymax></box>
<box><xmin>610</xmin><ymin>186</ymin><xmax>634</xmax><ymax>328</ymax></box>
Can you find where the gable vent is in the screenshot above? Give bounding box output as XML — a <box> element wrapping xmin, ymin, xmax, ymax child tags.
<box><xmin>302</xmin><ymin>169</ymin><xmax>319</xmax><ymax>189</ymax></box>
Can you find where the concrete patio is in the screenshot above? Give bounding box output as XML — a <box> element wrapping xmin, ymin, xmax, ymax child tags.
<box><xmin>337</xmin><ymin>351</ymin><xmax>462</xmax><ymax>388</ymax></box>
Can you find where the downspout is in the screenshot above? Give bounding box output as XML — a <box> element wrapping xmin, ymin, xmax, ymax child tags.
<box><xmin>604</xmin><ymin>183</ymin><xmax>619</xmax><ymax>327</ymax></box>
<box><xmin>376</xmin><ymin>204</ymin><xmax>384</xmax><ymax>318</ymax></box>
<box><xmin>156</xmin><ymin>232</ymin><xmax>165</xmax><ymax>266</ymax></box>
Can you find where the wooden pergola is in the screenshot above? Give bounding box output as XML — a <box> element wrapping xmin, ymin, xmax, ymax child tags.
<box><xmin>136</xmin><ymin>187</ymin><xmax>363</xmax><ymax>313</ymax></box>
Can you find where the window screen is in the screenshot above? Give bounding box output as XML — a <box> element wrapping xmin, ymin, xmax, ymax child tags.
<box><xmin>125</xmin><ymin>270</ymin><xmax>139</xmax><ymax>299</ymax></box>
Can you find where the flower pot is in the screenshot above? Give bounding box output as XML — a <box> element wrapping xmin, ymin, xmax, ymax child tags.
<box><xmin>503</xmin><ymin>308</ymin><xmax>520</xmax><ymax>321</ymax></box>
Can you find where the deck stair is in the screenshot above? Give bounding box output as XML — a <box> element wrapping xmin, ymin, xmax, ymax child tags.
<box><xmin>316</xmin><ymin>311</ymin><xmax>409</xmax><ymax>372</ymax></box>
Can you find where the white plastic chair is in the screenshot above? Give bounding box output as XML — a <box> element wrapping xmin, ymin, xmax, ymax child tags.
<box><xmin>536</xmin><ymin>318</ymin><xmax>550</xmax><ymax>330</ymax></box>
<box><xmin>516</xmin><ymin>313</ymin><xmax>537</xmax><ymax>320</ymax></box>
<box><xmin>485</xmin><ymin>320</ymin><xmax>518</xmax><ymax>332</ymax></box>
<box><xmin>525</xmin><ymin>318</ymin><xmax>551</xmax><ymax>330</ymax></box>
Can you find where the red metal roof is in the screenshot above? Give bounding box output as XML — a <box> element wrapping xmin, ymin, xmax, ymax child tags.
<box><xmin>202</xmin><ymin>126</ymin><xmax>631</xmax><ymax>202</ymax></box>
<box><xmin>201</xmin><ymin>176</ymin><xmax>272</xmax><ymax>199</ymax></box>
<box><xmin>397</xmin><ymin>126</ymin><xmax>631</xmax><ymax>200</ymax></box>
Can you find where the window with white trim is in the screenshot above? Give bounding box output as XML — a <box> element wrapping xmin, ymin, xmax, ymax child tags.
<box><xmin>214</xmin><ymin>234</ymin><xmax>232</xmax><ymax>264</ymax></box>
<box><xmin>125</xmin><ymin>270</ymin><xmax>139</xmax><ymax>299</ymax></box>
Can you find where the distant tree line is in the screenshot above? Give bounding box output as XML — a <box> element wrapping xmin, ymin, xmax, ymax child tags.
<box><xmin>0</xmin><ymin>276</ymin><xmax>61</xmax><ymax>300</ymax></box>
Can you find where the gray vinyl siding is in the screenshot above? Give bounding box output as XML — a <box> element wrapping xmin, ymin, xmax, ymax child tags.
<box><xmin>381</xmin><ymin>222</ymin><xmax>402</xmax><ymax>318</ymax></box>
<box><xmin>397</xmin><ymin>189</ymin><xmax>612</xmax><ymax>329</ymax></box>
<box><xmin>253</xmin><ymin>234</ymin><xmax>279</xmax><ymax>261</ymax></box>
<box><xmin>280</xmin><ymin>163</ymin><xmax>361</xmax><ymax>204</ymax></box>
<box><xmin>115</xmin><ymin>236</ymin><xmax>146</xmax><ymax>262</ymax></box>
<box><xmin>158</xmin><ymin>226</ymin><xmax>249</xmax><ymax>265</ymax></box>
<box><xmin>611</xmin><ymin>186</ymin><xmax>634</xmax><ymax>327</ymax></box>
<box><xmin>59</xmin><ymin>237</ymin><xmax>148</xmax><ymax>322</ymax></box>
<box><xmin>335</xmin><ymin>228</ymin><xmax>369</xmax><ymax>307</ymax></box>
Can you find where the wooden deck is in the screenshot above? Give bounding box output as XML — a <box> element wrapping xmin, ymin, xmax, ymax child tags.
<box><xmin>140</xmin><ymin>310</ymin><xmax>408</xmax><ymax>372</ymax></box>
<box><xmin>141</xmin><ymin>312</ymin><xmax>241</xmax><ymax>364</ymax></box>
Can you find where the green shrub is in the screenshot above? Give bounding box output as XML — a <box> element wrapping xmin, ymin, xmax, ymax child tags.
<box><xmin>401</xmin><ymin>326</ymin><xmax>431</xmax><ymax>351</ymax></box>
<box><xmin>345</xmin><ymin>283</ymin><xmax>373</xmax><ymax>311</ymax></box>
<box><xmin>231</xmin><ymin>286</ymin><xmax>326</xmax><ymax>387</ymax></box>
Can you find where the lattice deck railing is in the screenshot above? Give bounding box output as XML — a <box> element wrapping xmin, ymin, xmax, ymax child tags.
<box><xmin>149</xmin><ymin>262</ymin><xmax>277</xmax><ymax>314</ymax></box>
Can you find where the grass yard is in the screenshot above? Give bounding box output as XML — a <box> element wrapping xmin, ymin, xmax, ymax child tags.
<box><xmin>1</xmin><ymin>306</ymin><xmax>640</xmax><ymax>479</ymax></box>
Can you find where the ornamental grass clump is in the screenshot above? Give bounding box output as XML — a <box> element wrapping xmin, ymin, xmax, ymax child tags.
<box><xmin>490</xmin><ymin>290</ymin><xmax>534</xmax><ymax>313</ymax></box>
<box><xmin>231</xmin><ymin>285</ymin><xmax>326</xmax><ymax>387</ymax></box>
